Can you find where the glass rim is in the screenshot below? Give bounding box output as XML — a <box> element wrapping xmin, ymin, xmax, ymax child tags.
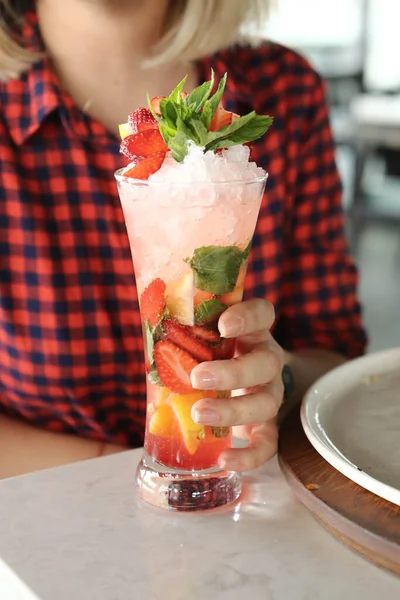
<box><xmin>114</xmin><ymin>168</ymin><xmax>268</xmax><ymax>188</ymax></box>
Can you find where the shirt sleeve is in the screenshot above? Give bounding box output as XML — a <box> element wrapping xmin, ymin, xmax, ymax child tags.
<box><xmin>274</xmin><ymin>72</ymin><xmax>367</xmax><ymax>359</ymax></box>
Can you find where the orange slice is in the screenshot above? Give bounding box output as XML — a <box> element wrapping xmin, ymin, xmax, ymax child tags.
<box><xmin>219</xmin><ymin>286</ymin><xmax>244</xmax><ymax>307</ymax></box>
<box><xmin>219</xmin><ymin>263</ymin><xmax>247</xmax><ymax>306</ymax></box>
<box><xmin>170</xmin><ymin>391</ymin><xmax>206</xmax><ymax>455</ymax></box>
<box><xmin>147</xmin><ymin>385</ymin><xmax>172</xmax><ymax>409</ymax></box>
<box><xmin>155</xmin><ymin>386</ymin><xmax>172</xmax><ymax>407</ymax></box>
<box><xmin>149</xmin><ymin>404</ymin><xmax>181</xmax><ymax>440</ymax></box>
<box><xmin>166</xmin><ymin>272</ymin><xmax>194</xmax><ymax>326</ymax></box>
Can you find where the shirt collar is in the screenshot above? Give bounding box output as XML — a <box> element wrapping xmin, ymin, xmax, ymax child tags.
<box><xmin>1</xmin><ymin>12</ymin><xmax>64</xmax><ymax>146</ymax></box>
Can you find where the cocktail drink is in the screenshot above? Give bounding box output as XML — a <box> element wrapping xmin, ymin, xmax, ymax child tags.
<box><xmin>115</xmin><ymin>73</ymin><xmax>272</xmax><ymax>510</ymax></box>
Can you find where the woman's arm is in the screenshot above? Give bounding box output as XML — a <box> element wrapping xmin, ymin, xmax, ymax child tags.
<box><xmin>0</xmin><ymin>414</ymin><xmax>125</xmax><ymax>479</ymax></box>
<box><xmin>272</xmin><ymin>67</ymin><xmax>367</xmax><ymax>362</ymax></box>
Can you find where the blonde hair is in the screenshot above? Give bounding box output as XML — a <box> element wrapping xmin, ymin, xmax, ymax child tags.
<box><xmin>0</xmin><ymin>0</ymin><xmax>272</xmax><ymax>81</ymax></box>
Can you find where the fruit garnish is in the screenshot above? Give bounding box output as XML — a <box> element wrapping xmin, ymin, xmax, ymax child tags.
<box><xmin>119</xmin><ymin>72</ymin><xmax>272</xmax><ymax>179</ymax></box>
<box><xmin>121</xmin><ymin>130</ymin><xmax>167</xmax><ymax>160</ymax></box>
<box><xmin>211</xmin><ymin>425</ymin><xmax>231</xmax><ymax>438</ymax></box>
<box><xmin>155</xmin><ymin>386</ymin><xmax>171</xmax><ymax>407</ymax></box>
<box><xmin>194</xmin><ymin>298</ymin><xmax>227</xmax><ymax>326</ymax></box>
<box><xmin>212</xmin><ymin>337</ymin><xmax>236</xmax><ymax>360</ymax></box>
<box><xmin>119</xmin><ymin>122</ymin><xmax>133</xmax><ymax>140</ymax></box>
<box><xmin>123</xmin><ymin>151</ymin><xmax>166</xmax><ymax>180</ymax></box>
<box><xmin>209</xmin><ymin>105</ymin><xmax>240</xmax><ymax>132</ymax></box>
<box><xmin>162</xmin><ymin>319</ymin><xmax>213</xmax><ymax>362</ymax></box>
<box><xmin>210</xmin><ymin>391</ymin><xmax>232</xmax><ymax>439</ymax></box>
<box><xmin>219</xmin><ymin>263</ymin><xmax>247</xmax><ymax>306</ymax></box>
<box><xmin>170</xmin><ymin>391</ymin><xmax>208</xmax><ymax>454</ymax></box>
<box><xmin>190</xmin><ymin>326</ymin><xmax>220</xmax><ymax>343</ymax></box>
<box><xmin>149</xmin><ymin>96</ymin><xmax>163</xmax><ymax>116</ymax></box>
<box><xmin>186</xmin><ymin>245</ymin><xmax>245</xmax><ymax>295</ymax></box>
<box><xmin>166</xmin><ymin>272</ymin><xmax>194</xmax><ymax>326</ymax></box>
<box><xmin>140</xmin><ymin>278</ymin><xmax>167</xmax><ymax>327</ymax></box>
<box><xmin>154</xmin><ymin>340</ymin><xmax>198</xmax><ymax>394</ymax></box>
<box><xmin>219</xmin><ymin>287</ymin><xmax>244</xmax><ymax>307</ymax></box>
<box><xmin>194</xmin><ymin>289</ymin><xmax>214</xmax><ymax>306</ymax></box>
<box><xmin>148</xmin><ymin>70</ymin><xmax>273</xmax><ymax>162</ymax></box>
<box><xmin>128</xmin><ymin>107</ymin><xmax>158</xmax><ymax>134</ymax></box>
<box><xmin>149</xmin><ymin>403</ymin><xmax>181</xmax><ymax>440</ymax></box>
<box><xmin>150</xmin><ymin>93</ymin><xmax>188</xmax><ymax>116</ymax></box>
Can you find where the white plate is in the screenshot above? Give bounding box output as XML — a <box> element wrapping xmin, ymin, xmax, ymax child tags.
<box><xmin>301</xmin><ymin>347</ymin><xmax>400</xmax><ymax>506</ymax></box>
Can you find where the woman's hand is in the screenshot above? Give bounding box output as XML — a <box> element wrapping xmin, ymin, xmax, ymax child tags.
<box><xmin>190</xmin><ymin>298</ymin><xmax>284</xmax><ymax>471</ymax></box>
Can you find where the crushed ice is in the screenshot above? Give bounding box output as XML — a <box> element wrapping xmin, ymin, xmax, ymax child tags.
<box><xmin>148</xmin><ymin>143</ymin><xmax>265</xmax><ymax>184</ymax></box>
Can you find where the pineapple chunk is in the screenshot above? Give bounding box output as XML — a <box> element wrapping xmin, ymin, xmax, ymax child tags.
<box><xmin>166</xmin><ymin>272</ymin><xmax>194</xmax><ymax>326</ymax></box>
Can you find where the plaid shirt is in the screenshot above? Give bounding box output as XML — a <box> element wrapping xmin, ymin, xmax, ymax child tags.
<box><xmin>0</xmin><ymin>15</ymin><xmax>366</xmax><ymax>446</ymax></box>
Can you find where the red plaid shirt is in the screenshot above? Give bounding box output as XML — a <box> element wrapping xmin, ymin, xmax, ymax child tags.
<box><xmin>0</xmin><ymin>15</ymin><xmax>366</xmax><ymax>446</ymax></box>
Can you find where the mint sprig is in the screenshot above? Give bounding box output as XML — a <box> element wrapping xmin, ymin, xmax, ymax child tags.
<box><xmin>186</xmin><ymin>244</ymin><xmax>251</xmax><ymax>296</ymax></box>
<box><xmin>194</xmin><ymin>298</ymin><xmax>228</xmax><ymax>325</ymax></box>
<box><xmin>149</xmin><ymin>70</ymin><xmax>273</xmax><ymax>162</ymax></box>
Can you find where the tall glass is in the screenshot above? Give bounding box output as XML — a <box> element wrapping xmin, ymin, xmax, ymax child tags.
<box><xmin>115</xmin><ymin>172</ymin><xmax>266</xmax><ymax>511</ymax></box>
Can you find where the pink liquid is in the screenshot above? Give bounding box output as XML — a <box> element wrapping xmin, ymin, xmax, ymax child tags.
<box><xmin>117</xmin><ymin>175</ymin><xmax>265</xmax><ymax>471</ymax></box>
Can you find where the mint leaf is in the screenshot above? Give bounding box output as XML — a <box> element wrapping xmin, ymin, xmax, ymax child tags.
<box><xmin>169</xmin><ymin>75</ymin><xmax>188</xmax><ymax>104</ymax></box>
<box><xmin>194</xmin><ymin>298</ymin><xmax>227</xmax><ymax>325</ymax></box>
<box><xmin>168</xmin><ymin>129</ymin><xmax>191</xmax><ymax>162</ymax></box>
<box><xmin>144</xmin><ymin>321</ymin><xmax>155</xmax><ymax>365</ymax></box>
<box><xmin>147</xmin><ymin>70</ymin><xmax>273</xmax><ymax>162</ymax></box>
<box><xmin>185</xmin><ymin>71</ymin><xmax>214</xmax><ymax>113</ymax></box>
<box><xmin>202</xmin><ymin>72</ymin><xmax>227</xmax><ymax>128</ymax></box>
<box><xmin>159</xmin><ymin>98</ymin><xmax>179</xmax><ymax>125</ymax></box>
<box><xmin>205</xmin><ymin>114</ymin><xmax>273</xmax><ymax>151</ymax></box>
<box><xmin>188</xmin><ymin>245</ymin><xmax>244</xmax><ymax>295</ymax></box>
<box><xmin>190</xmin><ymin>119</ymin><xmax>209</xmax><ymax>146</ymax></box>
<box><xmin>206</xmin><ymin>110</ymin><xmax>256</xmax><ymax>140</ymax></box>
<box><xmin>148</xmin><ymin>367</ymin><xmax>163</xmax><ymax>386</ymax></box>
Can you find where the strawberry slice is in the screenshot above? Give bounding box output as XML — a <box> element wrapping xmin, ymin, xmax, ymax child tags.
<box><xmin>121</xmin><ymin>129</ymin><xmax>167</xmax><ymax>160</ymax></box>
<box><xmin>191</xmin><ymin>326</ymin><xmax>220</xmax><ymax>343</ymax></box>
<box><xmin>209</xmin><ymin>106</ymin><xmax>232</xmax><ymax>132</ymax></box>
<box><xmin>123</xmin><ymin>151</ymin><xmax>166</xmax><ymax>180</ymax></box>
<box><xmin>154</xmin><ymin>340</ymin><xmax>198</xmax><ymax>394</ymax></box>
<box><xmin>150</xmin><ymin>92</ymin><xmax>187</xmax><ymax>117</ymax></box>
<box><xmin>163</xmin><ymin>319</ymin><xmax>213</xmax><ymax>362</ymax></box>
<box><xmin>128</xmin><ymin>108</ymin><xmax>157</xmax><ymax>134</ymax></box>
<box><xmin>150</xmin><ymin>96</ymin><xmax>164</xmax><ymax>116</ymax></box>
<box><xmin>140</xmin><ymin>278</ymin><xmax>166</xmax><ymax>327</ymax></box>
<box><xmin>212</xmin><ymin>337</ymin><xmax>236</xmax><ymax>360</ymax></box>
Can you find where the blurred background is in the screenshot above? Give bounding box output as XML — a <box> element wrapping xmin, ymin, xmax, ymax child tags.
<box><xmin>262</xmin><ymin>0</ymin><xmax>400</xmax><ymax>352</ymax></box>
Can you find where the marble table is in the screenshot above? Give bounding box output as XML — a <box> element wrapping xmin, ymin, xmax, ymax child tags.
<box><xmin>0</xmin><ymin>449</ymin><xmax>399</xmax><ymax>600</ymax></box>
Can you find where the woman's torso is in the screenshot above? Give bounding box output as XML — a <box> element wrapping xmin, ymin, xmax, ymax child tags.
<box><xmin>0</xmin><ymin>37</ymin><xmax>341</xmax><ymax>445</ymax></box>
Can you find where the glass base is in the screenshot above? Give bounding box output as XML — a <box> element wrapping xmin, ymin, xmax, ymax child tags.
<box><xmin>136</xmin><ymin>452</ymin><xmax>242</xmax><ymax>511</ymax></box>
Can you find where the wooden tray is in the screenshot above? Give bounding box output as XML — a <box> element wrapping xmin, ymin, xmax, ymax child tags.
<box><xmin>278</xmin><ymin>406</ymin><xmax>400</xmax><ymax>576</ymax></box>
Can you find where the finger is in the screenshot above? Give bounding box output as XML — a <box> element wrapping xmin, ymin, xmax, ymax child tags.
<box><xmin>236</xmin><ymin>331</ymin><xmax>285</xmax><ymax>358</ymax></box>
<box><xmin>218</xmin><ymin>421</ymin><xmax>278</xmax><ymax>471</ymax></box>
<box><xmin>218</xmin><ymin>298</ymin><xmax>275</xmax><ymax>339</ymax></box>
<box><xmin>191</xmin><ymin>345</ymin><xmax>281</xmax><ymax>391</ymax></box>
<box><xmin>191</xmin><ymin>383</ymin><xmax>283</xmax><ymax>427</ymax></box>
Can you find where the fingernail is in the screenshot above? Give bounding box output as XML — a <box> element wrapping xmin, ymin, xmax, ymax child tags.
<box><xmin>191</xmin><ymin>370</ymin><xmax>217</xmax><ymax>389</ymax></box>
<box><xmin>192</xmin><ymin>408</ymin><xmax>219</xmax><ymax>425</ymax></box>
<box><xmin>220</xmin><ymin>316</ymin><xmax>243</xmax><ymax>337</ymax></box>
